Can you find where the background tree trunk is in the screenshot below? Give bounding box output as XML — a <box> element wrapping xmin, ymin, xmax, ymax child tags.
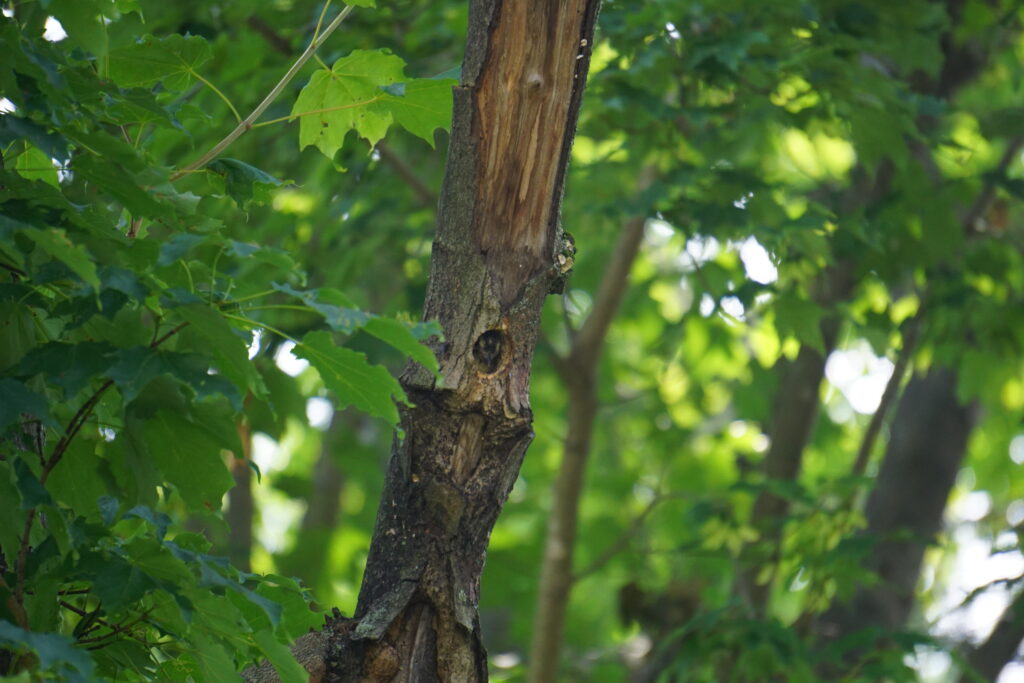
<box><xmin>817</xmin><ymin>369</ymin><xmax>976</xmax><ymax>642</ymax></box>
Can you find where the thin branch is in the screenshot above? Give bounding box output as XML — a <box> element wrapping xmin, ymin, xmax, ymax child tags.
<box><xmin>150</xmin><ymin>321</ymin><xmax>189</xmax><ymax>348</ymax></box>
<box><xmin>571</xmin><ymin>165</ymin><xmax>658</xmax><ymax>367</ymax></box>
<box><xmin>572</xmin><ymin>492</ymin><xmax>688</xmax><ymax>582</ymax></box>
<box><xmin>170</xmin><ymin>4</ymin><xmax>356</xmax><ymax>181</ymax></box>
<box><xmin>376</xmin><ymin>142</ymin><xmax>437</xmax><ymax>208</ymax></box>
<box><xmin>529</xmin><ymin>167</ymin><xmax>657</xmax><ymax>683</ymax></box>
<box><xmin>957</xmin><ymin>581</ymin><xmax>1024</xmax><ymax>682</ymax></box>
<box><xmin>850</xmin><ymin>312</ymin><xmax>921</xmax><ymax>479</ymax></box>
<box><xmin>12</xmin><ymin>320</ymin><xmax>191</xmax><ymax>621</ymax></box>
<box><xmin>76</xmin><ymin>605</ymin><xmax>157</xmax><ymax>646</ymax></box>
<box><xmin>247</xmin><ymin>15</ymin><xmax>292</xmax><ymax>56</ymax></box>
<box><xmin>1</xmin><ymin>261</ymin><xmax>27</xmax><ymax>277</ymax></box>
<box><xmin>11</xmin><ymin>512</ymin><xmax>35</xmax><ymax>627</ymax></box>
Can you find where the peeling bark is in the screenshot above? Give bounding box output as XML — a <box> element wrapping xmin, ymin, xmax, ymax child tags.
<box><xmin>320</xmin><ymin>1</ymin><xmax>602</xmax><ymax>679</ymax></box>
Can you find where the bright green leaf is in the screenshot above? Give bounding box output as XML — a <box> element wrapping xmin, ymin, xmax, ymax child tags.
<box><xmin>292</xmin><ymin>49</ymin><xmax>407</xmax><ymax>156</ymax></box>
<box><xmin>381</xmin><ymin>76</ymin><xmax>455</xmax><ymax>147</ymax></box>
<box><xmin>294</xmin><ymin>330</ymin><xmax>404</xmax><ymax>424</ymax></box>
<box><xmin>364</xmin><ymin>316</ymin><xmax>439</xmax><ymax>375</ymax></box>
<box><xmin>253</xmin><ymin>629</ymin><xmax>309</xmax><ymax>683</ymax></box>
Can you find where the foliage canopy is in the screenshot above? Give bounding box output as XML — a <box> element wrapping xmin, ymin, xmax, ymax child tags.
<box><xmin>1</xmin><ymin>0</ymin><xmax>1024</xmax><ymax>681</ymax></box>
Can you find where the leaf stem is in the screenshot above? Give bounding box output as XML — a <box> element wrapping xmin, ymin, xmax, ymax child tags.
<box><xmin>251</xmin><ymin>96</ymin><xmax>383</xmax><ymax>128</ymax></box>
<box><xmin>170</xmin><ymin>4</ymin><xmax>356</xmax><ymax>181</ymax></box>
<box><xmin>239</xmin><ymin>304</ymin><xmax>317</xmax><ymax>313</ymax></box>
<box><xmin>221</xmin><ymin>289</ymin><xmax>277</xmax><ymax>305</ymax></box>
<box><xmin>188</xmin><ymin>68</ymin><xmax>242</xmax><ymax>123</ymax></box>
<box><xmin>222</xmin><ymin>313</ymin><xmax>299</xmax><ymax>345</ymax></box>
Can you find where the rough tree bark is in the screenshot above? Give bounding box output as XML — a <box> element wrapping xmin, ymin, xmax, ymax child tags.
<box><xmin>243</xmin><ymin>2</ymin><xmax>602</xmax><ymax>678</ymax></box>
<box><xmin>323</xmin><ymin>1</ymin><xmax>601</xmax><ymax>680</ymax></box>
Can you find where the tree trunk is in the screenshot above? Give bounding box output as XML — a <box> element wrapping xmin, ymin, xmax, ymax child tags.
<box><xmin>736</xmin><ymin>265</ymin><xmax>852</xmax><ymax>611</ymax></box>
<box><xmin>322</xmin><ymin>1</ymin><xmax>602</xmax><ymax>680</ymax></box>
<box><xmin>817</xmin><ymin>368</ymin><xmax>976</xmax><ymax>642</ymax></box>
<box><xmin>959</xmin><ymin>590</ymin><xmax>1024</xmax><ymax>683</ymax></box>
<box><xmin>528</xmin><ymin>195</ymin><xmax>652</xmax><ymax>683</ymax></box>
<box><xmin>279</xmin><ymin>413</ymin><xmax>348</xmax><ymax>597</ymax></box>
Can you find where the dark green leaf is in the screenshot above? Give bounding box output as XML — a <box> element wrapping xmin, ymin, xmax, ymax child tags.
<box><xmin>207</xmin><ymin>158</ymin><xmax>285</xmax><ymax>209</ymax></box>
<box><xmin>0</xmin><ymin>378</ymin><xmax>58</xmax><ymax>432</ymax></box>
<box><xmin>108</xmin><ymin>33</ymin><xmax>213</xmax><ymax>90</ymax></box>
<box><xmin>144</xmin><ymin>411</ymin><xmax>235</xmax><ymax>511</ymax></box>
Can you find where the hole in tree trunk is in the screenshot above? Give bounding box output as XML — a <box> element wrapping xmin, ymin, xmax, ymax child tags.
<box><xmin>472</xmin><ymin>329</ymin><xmax>506</xmax><ymax>374</ymax></box>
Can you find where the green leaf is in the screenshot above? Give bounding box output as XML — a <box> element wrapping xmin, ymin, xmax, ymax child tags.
<box><xmin>46</xmin><ymin>0</ymin><xmax>115</xmax><ymax>60</ymax></box>
<box><xmin>294</xmin><ymin>330</ymin><xmax>404</xmax><ymax>424</ymax></box>
<box><xmin>381</xmin><ymin>76</ymin><xmax>456</xmax><ymax>146</ymax></box>
<box><xmin>93</xmin><ymin>557</ymin><xmax>158</xmax><ymax>611</ymax></box>
<box><xmin>46</xmin><ymin>439</ymin><xmax>109</xmax><ymax>516</ymax></box>
<box><xmin>0</xmin><ymin>379</ymin><xmax>58</xmax><ymax>433</ymax></box>
<box><xmin>227</xmin><ymin>241</ymin><xmax>297</xmax><ymax>274</ymax></box>
<box><xmin>15</xmin><ymin>341</ymin><xmax>118</xmax><ymax>398</ymax></box>
<box><xmin>158</xmin><ymin>233</ymin><xmax>209</xmax><ymax>267</ymax></box>
<box><xmin>107</xmin><ymin>347</ymin><xmax>241</xmax><ymax>408</ymax></box>
<box><xmin>774</xmin><ymin>294</ymin><xmax>825</xmax><ymax>353</ymax></box>
<box><xmin>0</xmin><ymin>115</ymin><xmax>68</xmax><ymax>160</ymax></box>
<box><xmin>979</xmin><ymin>106</ymin><xmax>1024</xmax><ymax>138</ymax></box>
<box><xmin>256</xmin><ymin>575</ymin><xmax>323</xmax><ymax>638</ymax></box>
<box><xmin>178</xmin><ymin>304</ymin><xmax>266</xmax><ymax>398</ymax></box>
<box><xmin>14</xmin><ymin>458</ymin><xmax>54</xmax><ymax>509</ymax></box>
<box><xmin>14</xmin><ymin>142</ymin><xmax>60</xmax><ymax>188</ymax></box>
<box><xmin>0</xmin><ymin>302</ymin><xmax>36</xmax><ymax>373</ymax></box>
<box><xmin>253</xmin><ymin>629</ymin><xmax>309</xmax><ymax>683</ymax></box>
<box><xmin>0</xmin><ymin>620</ymin><xmax>96</xmax><ymax>679</ymax></box>
<box><xmin>207</xmin><ymin>158</ymin><xmax>285</xmax><ymax>208</ymax></box>
<box><xmin>108</xmin><ymin>33</ymin><xmax>213</xmax><ymax>90</ymax></box>
<box><xmin>22</xmin><ymin>227</ymin><xmax>101</xmax><ymax>291</ymax></box>
<box><xmin>272</xmin><ymin>282</ymin><xmax>370</xmax><ymax>333</ymax></box>
<box><xmin>193</xmin><ymin>636</ymin><xmax>239</xmax><ymax>682</ymax></box>
<box><xmin>74</xmin><ymin>153</ymin><xmax>169</xmax><ymax>218</ymax></box>
<box><xmin>364</xmin><ymin>316</ymin><xmax>439</xmax><ymax>375</ymax></box>
<box><xmin>292</xmin><ymin>49</ymin><xmax>407</xmax><ymax>156</ymax></box>
<box><xmin>144</xmin><ymin>411</ymin><xmax>235</xmax><ymax>511</ymax></box>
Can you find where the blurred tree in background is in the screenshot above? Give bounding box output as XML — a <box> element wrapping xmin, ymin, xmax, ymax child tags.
<box><xmin>1</xmin><ymin>0</ymin><xmax>1024</xmax><ymax>681</ymax></box>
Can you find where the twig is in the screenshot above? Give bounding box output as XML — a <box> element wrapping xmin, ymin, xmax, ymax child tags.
<box><xmin>572</xmin><ymin>492</ymin><xmax>688</xmax><ymax>581</ymax></box>
<box><xmin>12</xmin><ymin>320</ymin><xmax>191</xmax><ymax>620</ymax></box>
<box><xmin>849</xmin><ymin>312</ymin><xmax>921</xmax><ymax>479</ymax></box>
<box><xmin>1</xmin><ymin>261</ymin><xmax>27</xmax><ymax>277</ymax></box>
<box><xmin>170</xmin><ymin>5</ymin><xmax>356</xmax><ymax>181</ymax></box>
<box><xmin>76</xmin><ymin>605</ymin><xmax>157</xmax><ymax>645</ymax></box>
<box><xmin>376</xmin><ymin>142</ymin><xmax>437</xmax><ymax>207</ymax></box>
<box><xmin>247</xmin><ymin>15</ymin><xmax>292</xmax><ymax>56</ymax></box>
